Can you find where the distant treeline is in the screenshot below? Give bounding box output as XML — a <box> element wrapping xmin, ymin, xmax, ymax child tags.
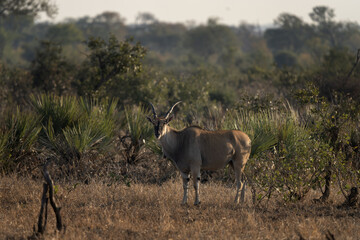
<box><xmin>1</xmin><ymin>6</ymin><xmax>359</xmax><ymax>67</ymax></box>
<box><xmin>0</xmin><ymin>4</ymin><xmax>360</xmax><ymax>110</ymax></box>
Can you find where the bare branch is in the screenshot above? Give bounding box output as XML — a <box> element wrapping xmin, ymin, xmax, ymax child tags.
<box><xmin>37</xmin><ymin>183</ymin><xmax>49</xmax><ymax>234</ymax></box>
<box><xmin>344</xmin><ymin>49</ymin><xmax>360</xmax><ymax>83</ymax></box>
<box><xmin>42</xmin><ymin>163</ymin><xmax>63</xmax><ymax>231</ymax></box>
<box><xmin>335</xmin><ymin>168</ymin><xmax>347</xmax><ymax>200</ymax></box>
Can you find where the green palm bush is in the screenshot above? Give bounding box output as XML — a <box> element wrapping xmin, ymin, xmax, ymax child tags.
<box><xmin>31</xmin><ymin>94</ymin><xmax>117</xmax><ymax>164</ymax></box>
<box><xmin>0</xmin><ymin>108</ymin><xmax>41</xmax><ymax>173</ymax></box>
<box><xmin>223</xmin><ymin>109</ymin><xmax>278</xmax><ymax>158</ymax></box>
<box><xmin>63</xmin><ymin>98</ymin><xmax>117</xmax><ymax>156</ymax></box>
<box><xmin>145</xmin><ymin>138</ymin><xmax>163</xmax><ymax>157</ymax></box>
<box><xmin>30</xmin><ymin>94</ymin><xmax>81</xmax><ymax>135</ymax></box>
<box><xmin>121</xmin><ymin>104</ymin><xmax>155</xmax><ymax>164</ymax></box>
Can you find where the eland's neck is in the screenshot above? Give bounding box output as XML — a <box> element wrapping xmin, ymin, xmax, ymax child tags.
<box><xmin>159</xmin><ymin>125</ymin><xmax>178</xmax><ymax>155</ymax></box>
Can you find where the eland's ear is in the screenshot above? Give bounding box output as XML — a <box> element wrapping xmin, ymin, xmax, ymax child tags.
<box><xmin>146</xmin><ymin>116</ymin><xmax>153</xmax><ymax>123</ymax></box>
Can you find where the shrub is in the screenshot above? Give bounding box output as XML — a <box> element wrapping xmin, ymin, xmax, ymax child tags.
<box><xmin>0</xmin><ymin>108</ymin><xmax>41</xmax><ymax>173</ymax></box>
<box><xmin>223</xmin><ymin>109</ymin><xmax>278</xmax><ymax>158</ymax></box>
<box><xmin>223</xmin><ymin>107</ymin><xmax>329</xmax><ymax>201</ymax></box>
<box><xmin>294</xmin><ymin>83</ymin><xmax>360</xmax><ymax>201</ymax></box>
<box><xmin>31</xmin><ymin>94</ymin><xmax>117</xmax><ymax>165</ymax></box>
<box><xmin>120</xmin><ymin>104</ymin><xmax>154</xmax><ymax>164</ymax></box>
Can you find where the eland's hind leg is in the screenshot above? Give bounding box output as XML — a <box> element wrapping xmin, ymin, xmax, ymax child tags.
<box><xmin>241</xmin><ymin>152</ymin><xmax>250</xmax><ymax>202</ymax></box>
<box><xmin>233</xmin><ymin>154</ymin><xmax>249</xmax><ymax>203</ymax></box>
<box><xmin>240</xmin><ymin>170</ymin><xmax>246</xmax><ymax>202</ymax></box>
<box><xmin>234</xmin><ymin>167</ymin><xmax>245</xmax><ymax>203</ymax></box>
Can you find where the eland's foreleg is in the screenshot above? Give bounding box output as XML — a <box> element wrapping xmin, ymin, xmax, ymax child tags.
<box><xmin>181</xmin><ymin>172</ymin><xmax>190</xmax><ymax>205</ymax></box>
<box><xmin>192</xmin><ymin>168</ymin><xmax>201</xmax><ymax>205</ymax></box>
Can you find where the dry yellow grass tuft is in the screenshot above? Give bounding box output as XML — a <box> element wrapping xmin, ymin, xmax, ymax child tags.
<box><xmin>1</xmin><ymin>175</ymin><xmax>359</xmax><ymax>239</ymax></box>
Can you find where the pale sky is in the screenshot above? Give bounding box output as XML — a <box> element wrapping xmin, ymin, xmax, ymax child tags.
<box><xmin>42</xmin><ymin>0</ymin><xmax>360</xmax><ymax>26</ymax></box>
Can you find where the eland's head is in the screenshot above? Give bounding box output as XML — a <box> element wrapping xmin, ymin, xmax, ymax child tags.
<box><xmin>146</xmin><ymin>101</ymin><xmax>181</xmax><ymax>139</ymax></box>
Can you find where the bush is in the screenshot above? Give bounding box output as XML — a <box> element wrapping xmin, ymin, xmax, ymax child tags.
<box><xmin>294</xmin><ymin>83</ymin><xmax>360</xmax><ymax>201</ymax></box>
<box><xmin>0</xmin><ymin>108</ymin><xmax>41</xmax><ymax>173</ymax></box>
<box><xmin>223</xmin><ymin>106</ymin><xmax>331</xmax><ymax>201</ymax></box>
<box><xmin>31</xmin><ymin>94</ymin><xmax>117</xmax><ymax>165</ymax></box>
<box><xmin>120</xmin><ymin>104</ymin><xmax>155</xmax><ymax>164</ymax></box>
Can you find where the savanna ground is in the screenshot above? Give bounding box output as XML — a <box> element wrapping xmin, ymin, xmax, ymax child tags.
<box><xmin>1</xmin><ymin>170</ymin><xmax>359</xmax><ymax>240</ymax></box>
<box><xmin>1</xmin><ymin>3</ymin><xmax>360</xmax><ymax>240</ymax></box>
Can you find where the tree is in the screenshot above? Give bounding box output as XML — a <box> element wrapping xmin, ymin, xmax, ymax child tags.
<box><xmin>31</xmin><ymin>40</ymin><xmax>75</xmax><ymax>95</ymax></box>
<box><xmin>76</xmin><ymin>33</ymin><xmax>147</xmax><ymax>100</ymax></box>
<box><xmin>0</xmin><ymin>0</ymin><xmax>57</xmax><ymax>17</ymax></box>
<box><xmin>0</xmin><ymin>13</ymin><xmax>38</xmax><ymax>65</ymax></box>
<box><xmin>129</xmin><ymin>21</ymin><xmax>186</xmax><ymax>54</ymax></box>
<box><xmin>316</xmin><ymin>48</ymin><xmax>360</xmax><ymax>100</ymax></box>
<box><xmin>46</xmin><ymin>23</ymin><xmax>84</xmax><ymax>44</ymax></box>
<box><xmin>75</xmin><ymin>12</ymin><xmax>127</xmax><ymax>40</ymax></box>
<box><xmin>184</xmin><ymin>18</ymin><xmax>239</xmax><ymax>62</ymax></box>
<box><xmin>309</xmin><ymin>6</ymin><xmax>339</xmax><ymax>47</ymax></box>
<box><xmin>236</xmin><ymin>23</ymin><xmax>273</xmax><ymax>69</ymax></box>
<box><xmin>309</xmin><ymin>6</ymin><xmax>335</xmax><ymax>25</ymax></box>
<box><xmin>236</xmin><ymin>23</ymin><xmax>262</xmax><ymax>53</ymax></box>
<box><xmin>274</xmin><ymin>50</ymin><xmax>298</xmax><ymax>68</ymax></box>
<box><xmin>135</xmin><ymin>12</ymin><xmax>158</xmax><ymax>25</ymax></box>
<box><xmin>265</xmin><ymin>13</ymin><xmax>312</xmax><ymax>53</ymax></box>
<box><xmin>0</xmin><ymin>0</ymin><xmax>57</xmax><ymax>65</ymax></box>
<box><xmin>275</xmin><ymin>13</ymin><xmax>304</xmax><ymax>29</ymax></box>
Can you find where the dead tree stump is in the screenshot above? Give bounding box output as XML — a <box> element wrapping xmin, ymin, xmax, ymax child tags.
<box><xmin>34</xmin><ymin>162</ymin><xmax>63</xmax><ymax>236</ymax></box>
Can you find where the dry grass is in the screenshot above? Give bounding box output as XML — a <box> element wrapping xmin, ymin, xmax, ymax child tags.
<box><xmin>1</xmin><ymin>175</ymin><xmax>359</xmax><ymax>240</ymax></box>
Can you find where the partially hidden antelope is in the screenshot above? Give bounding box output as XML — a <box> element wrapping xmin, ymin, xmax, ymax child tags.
<box><xmin>147</xmin><ymin>102</ymin><xmax>251</xmax><ymax>205</ymax></box>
